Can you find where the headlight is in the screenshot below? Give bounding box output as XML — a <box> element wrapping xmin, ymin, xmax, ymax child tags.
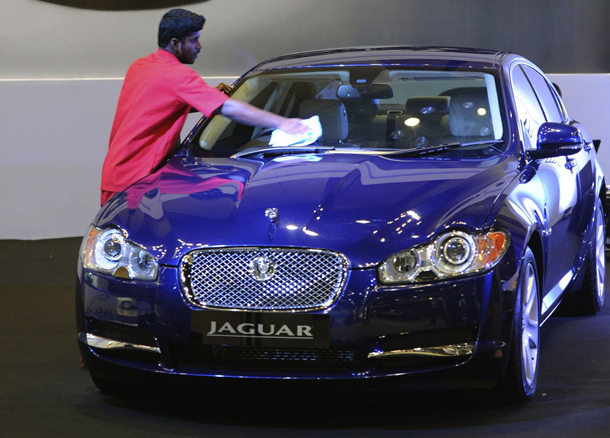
<box><xmin>378</xmin><ymin>229</ymin><xmax>509</xmax><ymax>284</ymax></box>
<box><xmin>81</xmin><ymin>227</ymin><xmax>158</xmax><ymax>281</ymax></box>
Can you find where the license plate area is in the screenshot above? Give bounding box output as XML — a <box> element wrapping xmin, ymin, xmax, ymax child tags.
<box><xmin>191</xmin><ymin>311</ymin><xmax>330</xmax><ymax>348</ymax></box>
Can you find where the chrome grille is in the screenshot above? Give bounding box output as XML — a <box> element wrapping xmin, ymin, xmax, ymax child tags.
<box><xmin>180</xmin><ymin>247</ymin><xmax>349</xmax><ymax>311</ymax></box>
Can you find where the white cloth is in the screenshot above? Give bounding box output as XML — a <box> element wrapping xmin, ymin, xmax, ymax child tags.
<box><xmin>269</xmin><ymin>116</ymin><xmax>323</xmax><ymax>147</ymax></box>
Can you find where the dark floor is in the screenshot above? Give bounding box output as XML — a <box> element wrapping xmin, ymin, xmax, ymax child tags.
<box><xmin>1</xmin><ymin>237</ymin><xmax>609</xmax><ymax>437</ymax></box>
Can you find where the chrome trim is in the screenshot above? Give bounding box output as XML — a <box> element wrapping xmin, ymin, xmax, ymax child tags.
<box><xmin>78</xmin><ymin>332</ymin><xmax>161</xmax><ymax>354</ymax></box>
<box><xmin>367</xmin><ymin>342</ymin><xmax>477</xmax><ymax>359</ymax></box>
<box><xmin>180</xmin><ymin>247</ymin><xmax>350</xmax><ymax>311</ymax></box>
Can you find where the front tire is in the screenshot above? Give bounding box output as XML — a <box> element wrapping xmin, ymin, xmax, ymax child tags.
<box><xmin>498</xmin><ymin>247</ymin><xmax>540</xmax><ymax>403</ymax></box>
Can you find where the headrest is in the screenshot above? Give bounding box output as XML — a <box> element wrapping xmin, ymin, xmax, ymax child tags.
<box><xmin>405</xmin><ymin>97</ymin><xmax>450</xmax><ymax>115</ymax></box>
<box><xmin>445</xmin><ymin>88</ymin><xmax>493</xmax><ymax>137</ymax></box>
<box><xmin>342</xmin><ymin>99</ymin><xmax>380</xmax><ymax>117</ymax></box>
<box><xmin>299</xmin><ymin>99</ymin><xmax>348</xmax><ymax>141</ymax></box>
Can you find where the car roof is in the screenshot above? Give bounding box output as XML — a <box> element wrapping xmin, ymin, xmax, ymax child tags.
<box><xmin>250</xmin><ymin>46</ymin><xmax>515</xmax><ymax>72</ymax></box>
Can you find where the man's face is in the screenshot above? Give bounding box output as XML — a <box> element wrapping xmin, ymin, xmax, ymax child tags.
<box><xmin>175</xmin><ymin>32</ymin><xmax>201</xmax><ymax>64</ymax></box>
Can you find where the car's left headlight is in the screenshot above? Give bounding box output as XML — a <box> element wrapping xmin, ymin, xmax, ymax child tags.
<box><xmin>81</xmin><ymin>226</ymin><xmax>159</xmax><ymax>281</ymax></box>
<box><xmin>378</xmin><ymin>229</ymin><xmax>509</xmax><ymax>284</ymax></box>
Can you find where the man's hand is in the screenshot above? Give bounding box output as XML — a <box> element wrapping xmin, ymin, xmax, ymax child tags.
<box><xmin>216</xmin><ymin>83</ymin><xmax>232</xmax><ymax>95</ymax></box>
<box><xmin>278</xmin><ymin>118</ymin><xmax>311</xmax><ymax>136</ymax></box>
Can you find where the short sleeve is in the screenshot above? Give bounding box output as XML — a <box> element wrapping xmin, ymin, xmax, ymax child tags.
<box><xmin>176</xmin><ymin>71</ymin><xmax>230</xmax><ymax>117</ymax></box>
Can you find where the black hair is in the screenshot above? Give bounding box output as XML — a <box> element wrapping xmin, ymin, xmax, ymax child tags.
<box><xmin>158</xmin><ymin>9</ymin><xmax>205</xmax><ymax>48</ymax></box>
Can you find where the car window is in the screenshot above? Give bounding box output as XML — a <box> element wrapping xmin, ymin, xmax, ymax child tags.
<box><xmin>521</xmin><ymin>65</ymin><xmax>565</xmax><ymax>123</ymax></box>
<box><xmin>192</xmin><ymin>68</ymin><xmax>506</xmax><ymax>157</ymax></box>
<box><xmin>510</xmin><ymin>65</ymin><xmax>547</xmax><ymax>150</ymax></box>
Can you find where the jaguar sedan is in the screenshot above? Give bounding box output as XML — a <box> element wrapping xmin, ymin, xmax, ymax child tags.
<box><xmin>76</xmin><ymin>46</ymin><xmax>605</xmax><ymax>403</ymax></box>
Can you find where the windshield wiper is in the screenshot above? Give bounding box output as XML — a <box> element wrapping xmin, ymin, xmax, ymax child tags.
<box><xmin>231</xmin><ymin>146</ymin><xmax>335</xmax><ymax>159</ymax></box>
<box><xmin>230</xmin><ymin>140</ymin><xmax>504</xmax><ymax>159</ymax></box>
<box><xmin>382</xmin><ymin>140</ymin><xmax>504</xmax><ymax>157</ymax></box>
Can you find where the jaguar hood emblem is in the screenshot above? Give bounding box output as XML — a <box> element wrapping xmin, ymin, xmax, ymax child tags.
<box><xmin>265</xmin><ymin>208</ymin><xmax>279</xmax><ymax>224</ymax></box>
<box><xmin>265</xmin><ymin>208</ymin><xmax>279</xmax><ymax>240</ymax></box>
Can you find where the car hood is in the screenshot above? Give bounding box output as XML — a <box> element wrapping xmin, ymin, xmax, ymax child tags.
<box><xmin>96</xmin><ymin>153</ymin><xmax>519</xmax><ymax>267</ymax></box>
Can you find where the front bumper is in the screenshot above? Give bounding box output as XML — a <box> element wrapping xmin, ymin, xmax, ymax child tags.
<box><xmin>76</xmin><ymin>258</ymin><xmax>519</xmax><ymax>381</ymax></box>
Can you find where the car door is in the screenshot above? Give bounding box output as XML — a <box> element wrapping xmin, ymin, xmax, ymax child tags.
<box><xmin>520</xmin><ymin>64</ymin><xmax>595</xmax><ymax>241</ymax></box>
<box><xmin>510</xmin><ymin>63</ymin><xmax>586</xmax><ymax>314</ymax></box>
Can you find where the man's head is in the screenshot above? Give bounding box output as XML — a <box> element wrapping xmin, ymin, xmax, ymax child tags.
<box><xmin>158</xmin><ymin>9</ymin><xmax>205</xmax><ymax>64</ymax></box>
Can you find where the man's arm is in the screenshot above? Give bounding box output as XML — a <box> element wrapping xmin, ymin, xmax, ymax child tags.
<box><xmin>219</xmin><ymin>99</ymin><xmax>310</xmax><ymax>135</ymax></box>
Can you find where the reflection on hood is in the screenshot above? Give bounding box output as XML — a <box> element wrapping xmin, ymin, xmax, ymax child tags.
<box><xmin>124</xmin><ymin>159</ymin><xmax>246</xmax><ymax>211</ymax></box>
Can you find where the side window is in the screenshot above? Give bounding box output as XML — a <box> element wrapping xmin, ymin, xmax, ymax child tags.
<box><xmin>521</xmin><ymin>65</ymin><xmax>565</xmax><ymax>123</ymax></box>
<box><xmin>511</xmin><ymin>65</ymin><xmax>546</xmax><ymax>150</ymax></box>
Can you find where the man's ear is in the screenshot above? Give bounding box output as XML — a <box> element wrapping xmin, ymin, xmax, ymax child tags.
<box><xmin>170</xmin><ymin>38</ymin><xmax>181</xmax><ymax>52</ymax></box>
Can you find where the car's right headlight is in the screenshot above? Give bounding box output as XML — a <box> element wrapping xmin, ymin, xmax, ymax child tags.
<box><xmin>81</xmin><ymin>226</ymin><xmax>158</xmax><ymax>281</ymax></box>
<box><xmin>378</xmin><ymin>229</ymin><xmax>509</xmax><ymax>284</ymax></box>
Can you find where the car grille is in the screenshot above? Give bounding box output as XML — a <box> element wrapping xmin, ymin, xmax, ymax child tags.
<box><xmin>180</xmin><ymin>247</ymin><xmax>349</xmax><ymax>311</ymax></box>
<box><xmin>169</xmin><ymin>344</ymin><xmax>356</xmax><ymax>372</ymax></box>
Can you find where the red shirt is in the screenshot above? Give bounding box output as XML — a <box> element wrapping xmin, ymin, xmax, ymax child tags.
<box><xmin>101</xmin><ymin>49</ymin><xmax>229</xmax><ymax>193</ymax></box>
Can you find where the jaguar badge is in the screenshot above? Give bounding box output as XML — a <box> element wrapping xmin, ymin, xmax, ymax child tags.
<box><xmin>249</xmin><ymin>255</ymin><xmax>276</xmax><ymax>282</ymax></box>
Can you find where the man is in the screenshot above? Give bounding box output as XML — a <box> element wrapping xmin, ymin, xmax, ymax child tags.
<box><xmin>100</xmin><ymin>9</ymin><xmax>309</xmax><ymax>206</ymax></box>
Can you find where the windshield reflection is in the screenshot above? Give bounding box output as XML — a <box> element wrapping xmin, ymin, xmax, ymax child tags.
<box><xmin>191</xmin><ymin>68</ymin><xmax>506</xmax><ymax>158</ymax></box>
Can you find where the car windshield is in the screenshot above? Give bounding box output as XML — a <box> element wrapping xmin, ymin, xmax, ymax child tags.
<box><xmin>191</xmin><ymin>67</ymin><xmax>506</xmax><ymax>158</ymax></box>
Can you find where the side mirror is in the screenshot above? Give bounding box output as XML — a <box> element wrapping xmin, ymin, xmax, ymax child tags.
<box><xmin>528</xmin><ymin>122</ymin><xmax>582</xmax><ymax>159</ymax></box>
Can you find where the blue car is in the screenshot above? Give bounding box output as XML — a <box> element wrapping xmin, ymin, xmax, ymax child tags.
<box><xmin>76</xmin><ymin>47</ymin><xmax>606</xmax><ymax>402</ymax></box>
